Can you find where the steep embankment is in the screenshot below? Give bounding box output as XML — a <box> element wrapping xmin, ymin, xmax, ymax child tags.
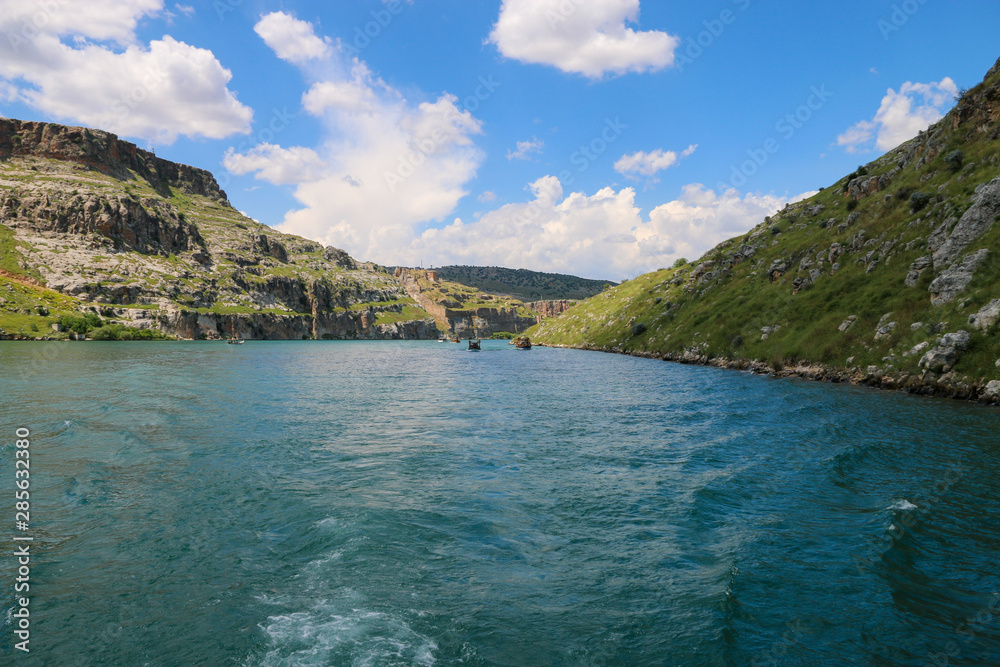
<box><xmin>533</xmin><ymin>57</ymin><xmax>1000</xmax><ymax>403</ymax></box>
<box><xmin>395</xmin><ymin>268</ymin><xmax>539</xmax><ymax>337</ymax></box>
<box><xmin>0</xmin><ymin>120</ymin><xmax>437</xmax><ymax>340</ymax></box>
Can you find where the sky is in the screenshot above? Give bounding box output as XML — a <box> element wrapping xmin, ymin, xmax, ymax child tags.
<box><xmin>0</xmin><ymin>1</ymin><xmax>998</xmax><ymax>281</ymax></box>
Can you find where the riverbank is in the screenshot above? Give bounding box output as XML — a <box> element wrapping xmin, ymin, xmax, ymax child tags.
<box><xmin>538</xmin><ymin>342</ymin><xmax>1000</xmax><ymax>406</ymax></box>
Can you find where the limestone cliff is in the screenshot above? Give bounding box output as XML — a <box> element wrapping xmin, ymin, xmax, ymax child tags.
<box><xmin>0</xmin><ymin>120</ymin><xmax>437</xmax><ymax>340</ymax></box>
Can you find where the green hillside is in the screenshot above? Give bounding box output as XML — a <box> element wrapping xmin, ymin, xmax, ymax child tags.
<box><xmin>434</xmin><ymin>265</ymin><xmax>615</xmax><ymax>301</ymax></box>
<box><xmin>532</xmin><ymin>57</ymin><xmax>1000</xmax><ymax>402</ymax></box>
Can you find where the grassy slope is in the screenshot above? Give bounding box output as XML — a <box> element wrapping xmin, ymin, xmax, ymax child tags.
<box><xmin>532</xmin><ymin>64</ymin><xmax>1000</xmax><ymax>387</ymax></box>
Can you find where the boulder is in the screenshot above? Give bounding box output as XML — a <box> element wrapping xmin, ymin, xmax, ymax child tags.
<box><xmin>984</xmin><ymin>381</ymin><xmax>1000</xmax><ymax>403</ymax></box>
<box><xmin>919</xmin><ymin>331</ymin><xmax>972</xmax><ymax>374</ymax></box>
<box><xmin>969</xmin><ymin>299</ymin><xmax>1000</xmax><ymax>331</ymax></box>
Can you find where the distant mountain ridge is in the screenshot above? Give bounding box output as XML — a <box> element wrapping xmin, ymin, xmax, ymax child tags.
<box><xmin>433</xmin><ymin>265</ymin><xmax>615</xmax><ymax>302</ymax></box>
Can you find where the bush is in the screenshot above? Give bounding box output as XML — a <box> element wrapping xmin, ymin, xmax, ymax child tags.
<box><xmin>490</xmin><ymin>332</ymin><xmax>515</xmax><ymax>340</ymax></box>
<box><xmin>672</xmin><ymin>258</ymin><xmax>689</xmax><ymax>269</ymax></box>
<box><xmin>846</xmin><ymin>200</ymin><xmax>858</xmax><ymax>211</ymax></box>
<box><xmin>945</xmin><ymin>150</ymin><xmax>964</xmax><ymax>172</ymax></box>
<box><xmin>910</xmin><ymin>192</ymin><xmax>932</xmax><ymax>213</ymax></box>
<box><xmin>59</xmin><ymin>313</ymin><xmax>104</xmax><ymax>334</ymax></box>
<box><xmin>631</xmin><ymin>322</ymin><xmax>647</xmax><ymax>336</ymax></box>
<box><xmin>89</xmin><ymin>324</ymin><xmax>164</xmax><ymax>341</ymax></box>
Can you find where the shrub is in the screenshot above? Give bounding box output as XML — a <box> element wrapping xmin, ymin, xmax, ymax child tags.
<box><xmin>632</xmin><ymin>322</ymin><xmax>647</xmax><ymax>336</ymax></box>
<box><xmin>58</xmin><ymin>313</ymin><xmax>104</xmax><ymax>334</ymax></box>
<box><xmin>945</xmin><ymin>150</ymin><xmax>964</xmax><ymax>172</ymax></box>
<box><xmin>847</xmin><ymin>200</ymin><xmax>858</xmax><ymax>211</ymax></box>
<box><xmin>490</xmin><ymin>332</ymin><xmax>515</xmax><ymax>339</ymax></box>
<box><xmin>672</xmin><ymin>258</ymin><xmax>689</xmax><ymax>269</ymax></box>
<box><xmin>910</xmin><ymin>192</ymin><xmax>932</xmax><ymax>213</ymax></box>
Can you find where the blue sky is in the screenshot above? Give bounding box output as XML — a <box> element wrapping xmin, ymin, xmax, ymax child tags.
<box><xmin>1</xmin><ymin>0</ymin><xmax>998</xmax><ymax>280</ymax></box>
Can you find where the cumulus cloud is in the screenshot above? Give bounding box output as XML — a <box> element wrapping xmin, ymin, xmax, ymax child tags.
<box><xmin>254</xmin><ymin>11</ymin><xmax>333</xmax><ymax>65</ymax></box>
<box><xmin>223</xmin><ymin>144</ymin><xmax>326</xmax><ymax>186</ymax></box>
<box><xmin>0</xmin><ymin>0</ymin><xmax>252</xmax><ymax>144</ymax></box>
<box><xmin>837</xmin><ymin>78</ymin><xmax>958</xmax><ymax>154</ymax></box>
<box><xmin>303</xmin><ymin>80</ymin><xmax>377</xmax><ymax>114</ymax></box>
<box><xmin>615</xmin><ymin>144</ymin><xmax>696</xmax><ymax>178</ymax></box>
<box><xmin>489</xmin><ymin>0</ymin><xmax>678</xmax><ymax>78</ymax></box>
<box><xmin>403</xmin><ymin>176</ymin><xmax>794</xmax><ymax>280</ymax></box>
<box><xmin>231</xmin><ymin>14</ymin><xmax>484</xmax><ymax>261</ymax></box>
<box><xmin>506</xmin><ymin>137</ymin><xmax>544</xmax><ymax>161</ymax></box>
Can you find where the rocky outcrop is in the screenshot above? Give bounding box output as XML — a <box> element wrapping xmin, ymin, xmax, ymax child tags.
<box><xmin>970</xmin><ymin>299</ymin><xmax>1000</xmax><ymax>330</ymax></box>
<box><xmin>0</xmin><ymin>191</ymin><xmax>204</xmax><ymax>255</ymax></box>
<box><xmin>323</xmin><ymin>246</ymin><xmax>357</xmax><ymax>270</ymax></box>
<box><xmin>919</xmin><ymin>331</ymin><xmax>972</xmax><ymax>375</ymax></box>
<box><xmin>446</xmin><ymin>307</ymin><xmax>537</xmax><ymax>338</ymax></box>
<box><xmin>527</xmin><ymin>300</ymin><xmax>576</xmax><ymax>319</ymax></box>
<box><xmin>0</xmin><ymin>119</ymin><xmax>228</xmax><ymax>202</ymax></box>
<box><xmin>929</xmin><ymin>249</ymin><xmax>989</xmax><ymax>305</ymax></box>
<box><xmin>933</xmin><ymin>177</ymin><xmax>1000</xmax><ymax>268</ymax></box>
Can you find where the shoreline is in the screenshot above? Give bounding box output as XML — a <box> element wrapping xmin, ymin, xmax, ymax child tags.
<box><xmin>537</xmin><ymin>343</ymin><xmax>1000</xmax><ymax>407</ymax></box>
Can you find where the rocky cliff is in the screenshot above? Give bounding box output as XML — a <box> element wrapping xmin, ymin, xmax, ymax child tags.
<box><xmin>394</xmin><ymin>268</ymin><xmax>538</xmax><ymax>337</ymax></box>
<box><xmin>0</xmin><ymin>120</ymin><xmax>437</xmax><ymax>340</ymax></box>
<box><xmin>532</xmin><ymin>56</ymin><xmax>1000</xmax><ymax>404</ymax></box>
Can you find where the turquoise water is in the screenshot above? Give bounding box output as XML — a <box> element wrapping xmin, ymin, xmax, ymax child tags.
<box><xmin>1</xmin><ymin>340</ymin><xmax>999</xmax><ymax>666</ymax></box>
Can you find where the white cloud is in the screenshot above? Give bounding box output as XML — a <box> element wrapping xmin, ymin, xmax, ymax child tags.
<box><xmin>254</xmin><ymin>12</ymin><xmax>333</xmax><ymax>65</ymax></box>
<box><xmin>237</xmin><ymin>14</ymin><xmax>485</xmax><ymax>261</ymax></box>
<box><xmin>223</xmin><ymin>144</ymin><xmax>326</xmax><ymax>186</ymax></box>
<box><xmin>0</xmin><ymin>0</ymin><xmax>252</xmax><ymax>144</ymax></box>
<box><xmin>506</xmin><ymin>137</ymin><xmax>544</xmax><ymax>161</ymax></box>
<box><xmin>303</xmin><ymin>80</ymin><xmax>377</xmax><ymax>114</ymax></box>
<box><xmin>0</xmin><ymin>0</ymin><xmax>162</xmax><ymax>45</ymax></box>
<box><xmin>175</xmin><ymin>4</ymin><xmax>195</xmax><ymax>17</ymax></box>
<box><xmin>478</xmin><ymin>191</ymin><xmax>498</xmax><ymax>203</ymax></box>
<box><xmin>403</xmin><ymin>177</ymin><xmax>795</xmax><ymax>281</ymax></box>
<box><xmin>489</xmin><ymin>0</ymin><xmax>679</xmax><ymax>79</ymax></box>
<box><xmin>837</xmin><ymin>78</ymin><xmax>958</xmax><ymax>154</ymax></box>
<box><xmin>615</xmin><ymin>144</ymin><xmax>696</xmax><ymax>178</ymax></box>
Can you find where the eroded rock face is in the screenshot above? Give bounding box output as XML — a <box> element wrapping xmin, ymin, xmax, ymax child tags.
<box><xmin>527</xmin><ymin>300</ymin><xmax>576</xmax><ymax>318</ymax></box>
<box><xmin>933</xmin><ymin>177</ymin><xmax>1000</xmax><ymax>269</ymax></box>
<box><xmin>0</xmin><ymin>191</ymin><xmax>204</xmax><ymax>255</ymax></box>
<box><xmin>0</xmin><ymin>119</ymin><xmax>228</xmax><ymax>202</ymax></box>
<box><xmin>929</xmin><ymin>249</ymin><xmax>989</xmax><ymax>305</ymax></box>
<box><xmin>323</xmin><ymin>246</ymin><xmax>357</xmax><ymax>270</ymax></box>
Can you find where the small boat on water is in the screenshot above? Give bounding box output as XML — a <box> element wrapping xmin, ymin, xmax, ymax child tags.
<box><xmin>451</xmin><ymin>336</ymin><xmax>461</xmax><ymax>343</ymax></box>
<box><xmin>227</xmin><ymin>320</ymin><xmax>245</xmax><ymax>345</ymax></box>
<box><xmin>514</xmin><ymin>336</ymin><xmax>532</xmax><ymax>350</ymax></box>
<box><xmin>468</xmin><ymin>339</ymin><xmax>481</xmax><ymax>351</ymax></box>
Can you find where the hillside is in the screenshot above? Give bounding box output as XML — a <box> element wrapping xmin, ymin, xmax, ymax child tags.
<box><xmin>433</xmin><ymin>265</ymin><xmax>615</xmax><ymax>301</ymax></box>
<box><xmin>0</xmin><ymin>120</ymin><xmax>437</xmax><ymax>340</ymax></box>
<box><xmin>532</xmin><ymin>57</ymin><xmax>1000</xmax><ymax>403</ymax></box>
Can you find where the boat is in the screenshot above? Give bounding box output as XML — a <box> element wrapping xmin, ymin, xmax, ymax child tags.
<box><xmin>451</xmin><ymin>336</ymin><xmax>461</xmax><ymax>343</ymax></box>
<box><xmin>227</xmin><ymin>320</ymin><xmax>245</xmax><ymax>345</ymax></box>
<box><xmin>514</xmin><ymin>336</ymin><xmax>532</xmax><ymax>350</ymax></box>
<box><xmin>468</xmin><ymin>339</ymin><xmax>481</xmax><ymax>351</ymax></box>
